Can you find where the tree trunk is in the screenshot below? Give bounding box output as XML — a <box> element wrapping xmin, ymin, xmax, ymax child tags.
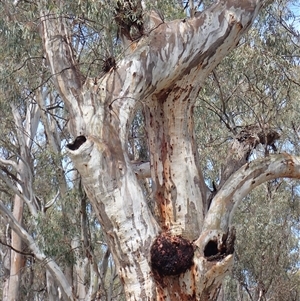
<box><xmin>7</xmin><ymin>195</ymin><xmax>24</xmax><ymax>301</ymax></box>
<box><xmin>0</xmin><ymin>99</ymin><xmax>75</xmax><ymax>300</ymax></box>
<box><xmin>7</xmin><ymin>102</ymin><xmax>40</xmax><ymax>301</ymax></box>
<box><xmin>0</xmin><ymin>201</ymin><xmax>74</xmax><ymax>301</ymax></box>
<box><xmin>2</xmin><ymin>223</ymin><xmax>10</xmax><ymax>301</ymax></box>
<box><xmin>36</xmin><ymin>1</ymin><xmax>300</xmax><ymax>300</ymax></box>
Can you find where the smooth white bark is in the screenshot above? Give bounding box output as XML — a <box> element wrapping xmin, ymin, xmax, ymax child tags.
<box><xmin>36</xmin><ymin>1</ymin><xmax>280</xmax><ymax>300</ymax></box>
<box><xmin>197</xmin><ymin>154</ymin><xmax>300</xmax><ymax>246</ymax></box>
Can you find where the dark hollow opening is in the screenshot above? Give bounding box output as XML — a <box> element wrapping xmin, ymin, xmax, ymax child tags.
<box><xmin>67</xmin><ymin>135</ymin><xmax>87</xmax><ymax>150</ymax></box>
<box><xmin>204</xmin><ymin>240</ymin><xmax>218</xmax><ymax>257</ymax></box>
<box><xmin>102</xmin><ymin>57</ymin><xmax>116</xmax><ymax>72</ymax></box>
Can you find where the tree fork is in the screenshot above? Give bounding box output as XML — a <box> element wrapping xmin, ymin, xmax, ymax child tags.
<box><xmin>38</xmin><ymin>1</ymin><xmax>283</xmax><ymax>300</ymax></box>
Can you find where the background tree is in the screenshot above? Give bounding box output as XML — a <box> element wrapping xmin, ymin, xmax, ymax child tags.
<box><xmin>0</xmin><ymin>2</ymin><xmax>122</xmax><ymax>300</ymax></box>
<box><xmin>195</xmin><ymin>1</ymin><xmax>300</xmax><ymax>299</ymax></box>
<box><xmin>0</xmin><ymin>0</ymin><xmax>299</xmax><ymax>300</ymax></box>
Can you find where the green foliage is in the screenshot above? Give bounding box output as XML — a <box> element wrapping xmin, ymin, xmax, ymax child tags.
<box><xmin>35</xmin><ymin>192</ymin><xmax>79</xmax><ymax>266</ymax></box>
<box><xmin>128</xmin><ymin>109</ymin><xmax>149</xmax><ymax>161</ymax></box>
<box><xmin>194</xmin><ymin>1</ymin><xmax>300</xmax><ymax>298</ymax></box>
<box><xmin>222</xmin><ymin>180</ymin><xmax>300</xmax><ymax>300</ymax></box>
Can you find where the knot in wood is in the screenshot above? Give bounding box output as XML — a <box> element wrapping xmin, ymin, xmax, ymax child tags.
<box><xmin>150</xmin><ymin>233</ymin><xmax>194</xmax><ymax>276</ymax></box>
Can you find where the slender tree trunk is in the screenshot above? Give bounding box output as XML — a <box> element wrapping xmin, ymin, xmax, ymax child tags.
<box><xmin>46</xmin><ymin>270</ymin><xmax>61</xmax><ymax>301</ymax></box>
<box><xmin>2</xmin><ymin>228</ymin><xmax>10</xmax><ymax>301</ymax></box>
<box><xmin>71</xmin><ymin>237</ymin><xmax>88</xmax><ymax>300</ymax></box>
<box><xmin>2</xmin><ymin>277</ymin><xmax>9</xmax><ymax>301</ymax></box>
<box><xmin>7</xmin><ymin>195</ymin><xmax>25</xmax><ymax>301</ymax></box>
<box><xmin>7</xmin><ymin>102</ymin><xmax>40</xmax><ymax>301</ymax></box>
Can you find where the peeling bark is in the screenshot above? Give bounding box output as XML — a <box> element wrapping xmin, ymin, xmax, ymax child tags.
<box><xmin>35</xmin><ymin>1</ymin><xmax>293</xmax><ymax>300</ymax></box>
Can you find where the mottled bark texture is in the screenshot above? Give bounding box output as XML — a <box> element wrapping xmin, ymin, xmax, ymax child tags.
<box><xmin>37</xmin><ymin>1</ymin><xmax>300</xmax><ymax>300</ymax></box>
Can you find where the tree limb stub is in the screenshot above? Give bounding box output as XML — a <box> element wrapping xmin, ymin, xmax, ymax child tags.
<box><xmin>218</xmin><ymin>124</ymin><xmax>280</xmax><ymax>190</ymax></box>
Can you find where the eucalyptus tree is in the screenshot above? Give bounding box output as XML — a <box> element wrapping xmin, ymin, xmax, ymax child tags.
<box><xmin>0</xmin><ymin>2</ymin><xmax>117</xmax><ymax>300</ymax></box>
<box><xmin>0</xmin><ymin>0</ymin><xmax>300</xmax><ymax>301</ymax></box>
<box><xmin>194</xmin><ymin>2</ymin><xmax>300</xmax><ymax>299</ymax></box>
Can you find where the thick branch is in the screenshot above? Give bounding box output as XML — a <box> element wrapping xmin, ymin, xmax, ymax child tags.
<box><xmin>146</xmin><ymin>84</ymin><xmax>208</xmax><ymax>239</ymax></box>
<box><xmin>111</xmin><ymin>0</ymin><xmax>264</xmax><ymax>102</ymax></box>
<box><xmin>39</xmin><ymin>9</ymin><xmax>85</xmax><ymax>134</ymax></box>
<box><xmin>199</xmin><ymin>153</ymin><xmax>300</xmax><ymax>240</ymax></box>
